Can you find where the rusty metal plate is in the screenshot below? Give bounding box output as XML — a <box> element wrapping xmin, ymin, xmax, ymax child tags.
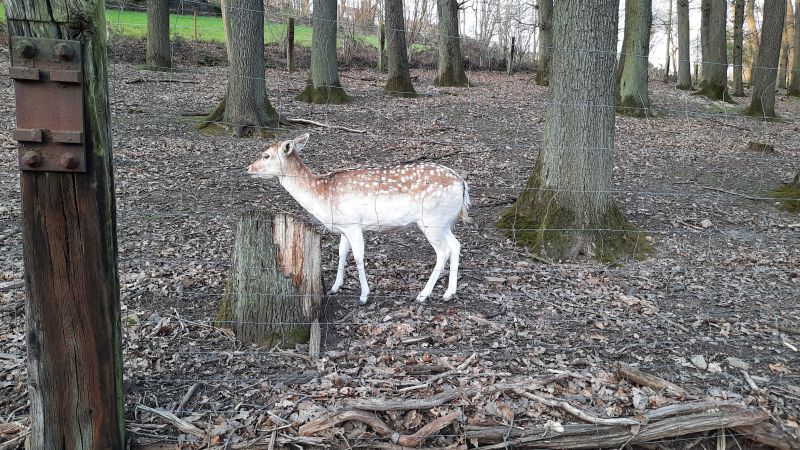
<box><xmin>10</xmin><ymin>37</ymin><xmax>86</xmax><ymax>173</ymax></box>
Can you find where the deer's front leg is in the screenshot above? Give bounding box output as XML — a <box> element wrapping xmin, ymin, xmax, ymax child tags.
<box><xmin>328</xmin><ymin>234</ymin><xmax>351</xmax><ymax>295</ymax></box>
<box><xmin>343</xmin><ymin>228</ymin><xmax>370</xmax><ymax>305</ymax></box>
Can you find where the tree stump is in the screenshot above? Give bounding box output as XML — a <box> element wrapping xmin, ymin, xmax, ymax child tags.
<box><xmin>218</xmin><ymin>210</ymin><xmax>322</xmax><ymax>358</ymax></box>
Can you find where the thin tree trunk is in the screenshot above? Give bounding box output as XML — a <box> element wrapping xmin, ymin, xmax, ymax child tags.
<box><xmin>733</xmin><ymin>0</ymin><xmax>745</xmax><ymax>95</ymax></box>
<box><xmin>700</xmin><ymin>0</ymin><xmax>710</xmax><ymax>78</ymax></box>
<box><xmin>698</xmin><ymin>0</ymin><xmax>731</xmax><ymax>101</ymax></box>
<box><xmin>385</xmin><ymin>0</ymin><xmax>416</xmax><ymax>96</ymax></box>
<box><xmin>536</xmin><ymin>0</ymin><xmax>553</xmax><ymax>86</ymax></box>
<box><xmin>202</xmin><ymin>0</ymin><xmax>280</xmax><ymax>137</ymax></box>
<box><xmin>499</xmin><ymin>0</ymin><xmax>647</xmax><ymax>262</ymax></box>
<box><xmin>147</xmin><ymin>0</ymin><xmax>171</xmax><ymax>69</ymax></box>
<box><xmin>748</xmin><ymin>0</ymin><xmax>787</xmax><ymax>117</ymax></box>
<box><xmin>677</xmin><ymin>0</ymin><xmax>692</xmax><ymax>89</ymax></box>
<box><xmin>789</xmin><ymin>0</ymin><xmax>800</xmax><ymax>95</ymax></box>
<box><xmin>298</xmin><ymin>0</ymin><xmax>351</xmax><ymax>103</ymax></box>
<box><xmin>617</xmin><ymin>0</ymin><xmax>652</xmax><ymax>116</ymax></box>
<box><xmin>778</xmin><ymin>0</ymin><xmax>794</xmax><ymax>88</ymax></box>
<box><xmin>664</xmin><ymin>0</ymin><xmax>673</xmax><ymax>83</ymax></box>
<box><xmin>435</xmin><ymin>0</ymin><xmax>469</xmax><ymax>86</ymax></box>
<box><xmin>745</xmin><ymin>0</ymin><xmax>759</xmax><ymax>84</ymax></box>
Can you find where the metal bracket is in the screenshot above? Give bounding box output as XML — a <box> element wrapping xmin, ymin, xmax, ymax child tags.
<box><xmin>10</xmin><ymin>37</ymin><xmax>86</xmax><ymax>173</ymax></box>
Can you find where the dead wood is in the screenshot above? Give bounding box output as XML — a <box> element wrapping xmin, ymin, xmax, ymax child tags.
<box><xmin>617</xmin><ymin>364</ymin><xmax>687</xmax><ymax>397</ymax></box>
<box><xmin>515</xmin><ymin>389</ymin><xmax>643</xmax><ymax>426</ymax></box>
<box><xmin>136</xmin><ymin>405</ymin><xmax>206</xmax><ymax>438</ymax></box>
<box><xmin>396</xmin><ymin>411</ymin><xmax>462</xmax><ymax>447</ymax></box>
<box><xmin>733</xmin><ymin>422</ymin><xmax>798</xmax><ymax>450</ymax></box>
<box><xmin>286</xmin><ymin>118</ymin><xmax>367</xmax><ymax>133</ymax></box>
<box><xmin>347</xmin><ymin>389</ymin><xmax>465</xmax><ymax>411</ymax></box>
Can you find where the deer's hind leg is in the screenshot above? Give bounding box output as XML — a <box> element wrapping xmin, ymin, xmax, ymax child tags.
<box><xmin>416</xmin><ymin>225</ymin><xmax>448</xmax><ymax>302</ymax></box>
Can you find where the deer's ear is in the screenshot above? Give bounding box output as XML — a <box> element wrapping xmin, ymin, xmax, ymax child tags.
<box><xmin>293</xmin><ymin>133</ymin><xmax>310</xmax><ymax>153</ymax></box>
<box><xmin>281</xmin><ymin>140</ymin><xmax>293</xmax><ymax>155</ymax></box>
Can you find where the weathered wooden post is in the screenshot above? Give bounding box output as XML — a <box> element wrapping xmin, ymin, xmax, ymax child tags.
<box><xmin>507</xmin><ymin>36</ymin><xmax>515</xmax><ymax>75</ymax></box>
<box><xmin>5</xmin><ymin>1</ymin><xmax>124</xmax><ymax>448</ymax></box>
<box><xmin>194</xmin><ymin>10</ymin><xmax>199</xmax><ymax>40</ymax></box>
<box><xmin>217</xmin><ymin>211</ymin><xmax>322</xmax><ymax>358</ymax></box>
<box><xmin>287</xmin><ymin>17</ymin><xmax>296</xmax><ymax>72</ymax></box>
<box><xmin>378</xmin><ymin>22</ymin><xmax>386</xmax><ymax>72</ymax></box>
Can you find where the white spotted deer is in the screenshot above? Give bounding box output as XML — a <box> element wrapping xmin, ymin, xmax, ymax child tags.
<box><xmin>247</xmin><ymin>133</ymin><xmax>470</xmax><ymax>305</ymax></box>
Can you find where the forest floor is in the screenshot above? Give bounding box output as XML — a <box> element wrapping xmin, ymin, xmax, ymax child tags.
<box><xmin>0</xmin><ymin>39</ymin><xmax>799</xmax><ymax>449</ymax></box>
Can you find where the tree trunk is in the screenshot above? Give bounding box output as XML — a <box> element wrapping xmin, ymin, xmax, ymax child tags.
<box><xmin>778</xmin><ymin>0</ymin><xmax>794</xmax><ymax>88</ymax></box>
<box><xmin>745</xmin><ymin>0</ymin><xmax>759</xmax><ymax>84</ymax></box>
<box><xmin>617</xmin><ymin>0</ymin><xmax>652</xmax><ymax>116</ymax></box>
<box><xmin>700</xmin><ymin>0</ymin><xmax>710</xmax><ymax>78</ymax></box>
<box><xmin>434</xmin><ymin>0</ymin><xmax>469</xmax><ymax>86</ymax></box>
<box><xmin>202</xmin><ymin>0</ymin><xmax>280</xmax><ymax>137</ymax></box>
<box><xmin>790</xmin><ymin>0</ymin><xmax>800</xmax><ymax>95</ymax></box>
<box><xmin>748</xmin><ymin>0</ymin><xmax>787</xmax><ymax>117</ymax></box>
<box><xmin>5</xmin><ymin>1</ymin><xmax>125</xmax><ymax>448</ymax></box>
<box><xmin>698</xmin><ymin>0</ymin><xmax>731</xmax><ymax>101</ymax></box>
<box><xmin>498</xmin><ymin>0</ymin><xmax>647</xmax><ymax>262</ymax></box>
<box><xmin>535</xmin><ymin>0</ymin><xmax>553</xmax><ymax>86</ymax></box>
<box><xmin>677</xmin><ymin>0</ymin><xmax>692</xmax><ymax>89</ymax></box>
<box><xmin>217</xmin><ymin>211</ymin><xmax>322</xmax><ymax>357</ymax></box>
<box><xmin>663</xmin><ymin>0</ymin><xmax>673</xmax><ymax>83</ymax></box>
<box><xmin>146</xmin><ymin>0</ymin><xmax>171</xmax><ymax>69</ymax></box>
<box><xmin>298</xmin><ymin>0</ymin><xmax>351</xmax><ymax>102</ymax></box>
<box><xmin>733</xmin><ymin>0</ymin><xmax>745</xmax><ymax>95</ymax></box>
<box><xmin>384</xmin><ymin>0</ymin><xmax>416</xmax><ymax>97</ymax></box>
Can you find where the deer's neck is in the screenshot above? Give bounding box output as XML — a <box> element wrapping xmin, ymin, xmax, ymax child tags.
<box><xmin>278</xmin><ymin>155</ymin><xmax>331</xmax><ymax>223</ymax></box>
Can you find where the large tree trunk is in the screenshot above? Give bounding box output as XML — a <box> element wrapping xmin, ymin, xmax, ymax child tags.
<box><xmin>698</xmin><ymin>0</ymin><xmax>731</xmax><ymax>101</ymax></box>
<box><xmin>434</xmin><ymin>0</ymin><xmax>469</xmax><ymax>86</ymax></box>
<box><xmin>498</xmin><ymin>0</ymin><xmax>647</xmax><ymax>262</ymax></box>
<box><xmin>384</xmin><ymin>0</ymin><xmax>416</xmax><ymax>97</ymax></box>
<box><xmin>663</xmin><ymin>0</ymin><xmax>673</xmax><ymax>83</ymax></box>
<box><xmin>146</xmin><ymin>0</ymin><xmax>171</xmax><ymax>69</ymax></box>
<box><xmin>733</xmin><ymin>0</ymin><xmax>745</xmax><ymax>95</ymax></box>
<box><xmin>218</xmin><ymin>211</ymin><xmax>322</xmax><ymax>357</ymax></box>
<box><xmin>677</xmin><ymin>0</ymin><xmax>692</xmax><ymax>89</ymax></box>
<box><xmin>617</xmin><ymin>0</ymin><xmax>652</xmax><ymax>116</ymax></box>
<box><xmin>745</xmin><ymin>0</ymin><xmax>760</xmax><ymax>84</ymax></box>
<box><xmin>790</xmin><ymin>0</ymin><xmax>800</xmax><ymax>95</ymax></box>
<box><xmin>298</xmin><ymin>0</ymin><xmax>351</xmax><ymax>103</ymax></box>
<box><xmin>748</xmin><ymin>0</ymin><xmax>787</xmax><ymax>117</ymax></box>
<box><xmin>202</xmin><ymin>0</ymin><xmax>280</xmax><ymax>137</ymax></box>
<box><xmin>778</xmin><ymin>0</ymin><xmax>794</xmax><ymax>88</ymax></box>
<box><xmin>535</xmin><ymin>0</ymin><xmax>553</xmax><ymax>86</ymax></box>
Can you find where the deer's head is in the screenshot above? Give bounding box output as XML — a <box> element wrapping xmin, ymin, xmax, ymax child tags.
<box><xmin>247</xmin><ymin>133</ymin><xmax>309</xmax><ymax>179</ymax></box>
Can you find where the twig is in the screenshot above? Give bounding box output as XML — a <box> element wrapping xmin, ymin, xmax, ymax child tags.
<box><xmin>0</xmin><ymin>431</ymin><xmax>30</xmax><ymax>450</ymax></box>
<box><xmin>399</xmin><ymin>353</ymin><xmax>478</xmax><ymax>392</ymax></box>
<box><xmin>396</xmin><ymin>411</ymin><xmax>462</xmax><ymax>447</ymax></box>
<box><xmin>174</xmin><ymin>382</ymin><xmax>202</xmax><ymax>414</ymax></box>
<box><xmin>696</xmin><ymin>185</ymin><xmax>771</xmax><ymax>201</ymax></box>
<box><xmin>775</xmin><ymin>325</ymin><xmax>800</xmax><ymax>335</ymax></box>
<box><xmin>516</xmin><ymin>389</ymin><xmax>643</xmax><ymax>426</ymax></box>
<box><xmin>136</xmin><ymin>404</ymin><xmax>206</xmax><ymax>438</ymax></box>
<box><xmin>126</xmin><ymin>77</ymin><xmax>200</xmax><ymax>84</ymax></box>
<box><xmin>269</xmin><ymin>344</ymin><xmax>314</xmax><ymax>364</ymax></box>
<box><xmin>617</xmin><ymin>364</ymin><xmax>687</xmax><ymax>397</ymax></box>
<box><xmin>287</xmin><ymin>118</ymin><xmax>366</xmax><ymax>134</ymax></box>
<box><xmin>741</xmin><ymin>371</ymin><xmax>759</xmax><ymax>391</ymax></box>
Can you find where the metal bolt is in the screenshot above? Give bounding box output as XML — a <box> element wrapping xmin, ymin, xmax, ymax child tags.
<box><xmin>55</xmin><ymin>43</ymin><xmax>74</xmax><ymax>61</ymax></box>
<box><xmin>21</xmin><ymin>151</ymin><xmax>42</xmax><ymax>168</ymax></box>
<box><xmin>19</xmin><ymin>42</ymin><xmax>37</xmax><ymax>59</ymax></box>
<box><xmin>60</xmin><ymin>153</ymin><xmax>79</xmax><ymax>170</ymax></box>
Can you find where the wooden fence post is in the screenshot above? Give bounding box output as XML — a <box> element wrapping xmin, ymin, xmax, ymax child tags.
<box><xmin>287</xmin><ymin>17</ymin><xmax>295</xmax><ymax>72</ymax></box>
<box><xmin>194</xmin><ymin>10</ymin><xmax>199</xmax><ymax>40</ymax></box>
<box><xmin>378</xmin><ymin>22</ymin><xmax>386</xmax><ymax>72</ymax></box>
<box><xmin>5</xmin><ymin>1</ymin><xmax>124</xmax><ymax>448</ymax></box>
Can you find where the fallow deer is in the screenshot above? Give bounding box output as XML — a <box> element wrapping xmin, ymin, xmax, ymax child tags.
<box><xmin>247</xmin><ymin>134</ymin><xmax>470</xmax><ymax>305</ymax></box>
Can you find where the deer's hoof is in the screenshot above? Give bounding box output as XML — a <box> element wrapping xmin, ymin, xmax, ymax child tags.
<box><xmin>357</xmin><ymin>296</ymin><xmax>369</xmax><ymax>306</ymax></box>
<box><xmin>415</xmin><ymin>293</ymin><xmax>428</xmax><ymax>303</ymax></box>
<box><xmin>443</xmin><ymin>292</ymin><xmax>456</xmax><ymax>301</ymax></box>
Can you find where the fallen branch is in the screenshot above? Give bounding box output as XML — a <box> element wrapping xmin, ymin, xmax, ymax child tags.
<box><xmin>126</xmin><ymin>77</ymin><xmax>200</xmax><ymax>84</ymax></box>
<box><xmin>287</xmin><ymin>118</ymin><xmax>366</xmax><ymax>134</ymax></box>
<box><xmin>515</xmin><ymin>389</ymin><xmax>643</xmax><ymax>426</ymax></box>
<box><xmin>396</xmin><ymin>411</ymin><xmax>462</xmax><ymax>447</ymax></box>
<box><xmin>136</xmin><ymin>404</ymin><xmax>206</xmax><ymax>438</ymax></box>
<box><xmin>733</xmin><ymin>421</ymin><xmax>795</xmax><ymax>450</ymax></box>
<box><xmin>616</xmin><ymin>364</ymin><xmax>687</xmax><ymax>397</ymax></box>
<box><xmin>0</xmin><ymin>431</ymin><xmax>30</xmax><ymax>450</ymax></box>
<box><xmin>696</xmin><ymin>185</ymin><xmax>771</xmax><ymax>201</ymax></box>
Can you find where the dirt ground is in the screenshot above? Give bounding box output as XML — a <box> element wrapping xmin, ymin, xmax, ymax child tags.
<box><xmin>1</xmin><ymin>38</ymin><xmax>799</xmax><ymax>448</ymax></box>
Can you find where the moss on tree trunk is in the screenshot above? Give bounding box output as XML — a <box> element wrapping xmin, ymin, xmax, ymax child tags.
<box><xmin>770</xmin><ymin>171</ymin><xmax>800</xmax><ymax>213</ymax></box>
<box><xmin>146</xmin><ymin>0</ymin><xmax>171</xmax><ymax>70</ymax></box>
<box><xmin>384</xmin><ymin>0</ymin><xmax>417</xmax><ymax>97</ymax></box>
<box><xmin>434</xmin><ymin>0</ymin><xmax>469</xmax><ymax>87</ymax></box>
<box><xmin>697</xmin><ymin>0</ymin><xmax>734</xmax><ymax>102</ymax></box>
<box><xmin>297</xmin><ymin>0</ymin><xmax>350</xmax><ymax>104</ymax></box>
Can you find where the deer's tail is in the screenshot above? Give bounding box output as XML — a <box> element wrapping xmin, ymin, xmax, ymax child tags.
<box><xmin>459</xmin><ymin>181</ymin><xmax>471</xmax><ymax>223</ymax></box>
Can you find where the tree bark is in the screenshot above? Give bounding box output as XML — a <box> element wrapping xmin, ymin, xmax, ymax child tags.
<box><xmin>499</xmin><ymin>0</ymin><xmax>647</xmax><ymax>262</ymax></box>
<box><xmin>698</xmin><ymin>0</ymin><xmax>731</xmax><ymax>101</ymax></box>
<box><xmin>616</xmin><ymin>0</ymin><xmax>652</xmax><ymax>116</ymax></box>
<box><xmin>745</xmin><ymin>0</ymin><xmax>760</xmax><ymax>84</ymax></box>
<box><xmin>536</xmin><ymin>0</ymin><xmax>553</xmax><ymax>86</ymax></box>
<box><xmin>663</xmin><ymin>0</ymin><xmax>673</xmax><ymax>83</ymax></box>
<box><xmin>434</xmin><ymin>0</ymin><xmax>469</xmax><ymax>86</ymax></box>
<box><xmin>677</xmin><ymin>0</ymin><xmax>692</xmax><ymax>89</ymax></box>
<box><xmin>384</xmin><ymin>0</ymin><xmax>416</xmax><ymax>97</ymax></box>
<box><xmin>202</xmin><ymin>0</ymin><xmax>280</xmax><ymax>137</ymax></box>
<box><xmin>5</xmin><ymin>1</ymin><xmax>125</xmax><ymax>448</ymax></box>
<box><xmin>146</xmin><ymin>0</ymin><xmax>171</xmax><ymax>69</ymax></box>
<box><xmin>298</xmin><ymin>0</ymin><xmax>351</xmax><ymax>103</ymax></box>
<box><xmin>790</xmin><ymin>0</ymin><xmax>800</xmax><ymax>95</ymax></box>
<box><xmin>733</xmin><ymin>0</ymin><xmax>745</xmax><ymax>95</ymax></box>
<box><xmin>778</xmin><ymin>0</ymin><xmax>794</xmax><ymax>88</ymax></box>
<box><xmin>748</xmin><ymin>0</ymin><xmax>787</xmax><ymax>117</ymax></box>
<box><xmin>217</xmin><ymin>211</ymin><xmax>322</xmax><ymax>355</ymax></box>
